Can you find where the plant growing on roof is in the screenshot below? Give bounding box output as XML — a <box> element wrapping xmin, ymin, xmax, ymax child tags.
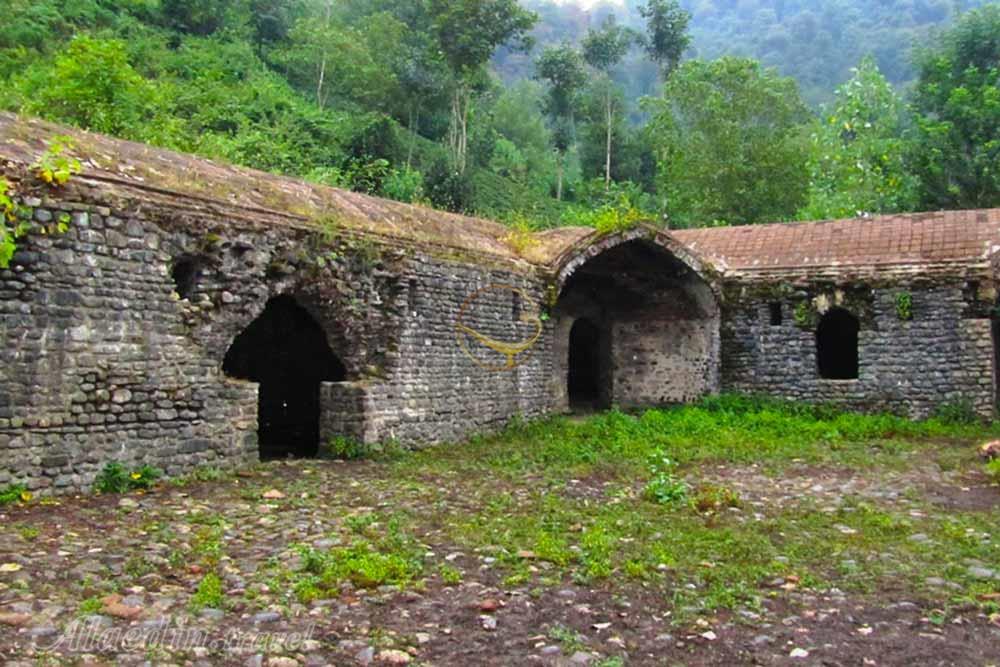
<box><xmin>32</xmin><ymin>135</ymin><xmax>81</xmax><ymax>186</ymax></box>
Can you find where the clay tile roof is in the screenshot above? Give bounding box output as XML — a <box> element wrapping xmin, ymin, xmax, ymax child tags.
<box><xmin>671</xmin><ymin>210</ymin><xmax>1000</xmax><ymax>276</ymax></box>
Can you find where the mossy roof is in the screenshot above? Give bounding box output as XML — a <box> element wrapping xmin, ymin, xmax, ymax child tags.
<box><xmin>0</xmin><ymin>113</ymin><xmax>581</xmax><ymax>271</ymax></box>
<box><xmin>3</xmin><ymin>113</ymin><xmax>997</xmax><ymax>282</ymax></box>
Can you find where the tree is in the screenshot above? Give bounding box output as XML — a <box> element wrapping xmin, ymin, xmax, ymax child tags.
<box><xmin>535</xmin><ymin>44</ymin><xmax>585</xmax><ymax>200</ymax></box>
<box><xmin>277</xmin><ymin>3</ymin><xmax>398</xmax><ymax>111</ymax></box>
<box><xmin>800</xmin><ymin>56</ymin><xmax>918</xmax><ymax>220</ymax></box>
<box><xmin>15</xmin><ymin>35</ymin><xmax>155</xmax><ymax>136</ymax></box>
<box><xmin>910</xmin><ymin>5</ymin><xmax>1000</xmax><ymax>210</ymax></box>
<box><xmin>647</xmin><ymin>57</ymin><xmax>810</xmax><ymax>227</ymax></box>
<box><xmin>428</xmin><ymin>0</ymin><xmax>536</xmax><ymax>174</ymax></box>
<box><xmin>582</xmin><ymin>16</ymin><xmax>634</xmax><ymax>189</ymax></box>
<box><xmin>638</xmin><ymin>0</ymin><xmax>690</xmax><ymax>80</ymax></box>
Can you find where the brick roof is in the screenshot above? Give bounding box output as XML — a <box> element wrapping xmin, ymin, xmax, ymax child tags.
<box><xmin>671</xmin><ymin>209</ymin><xmax>1000</xmax><ymax>276</ymax></box>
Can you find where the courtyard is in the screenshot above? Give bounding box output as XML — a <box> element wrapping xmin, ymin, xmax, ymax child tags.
<box><xmin>1</xmin><ymin>396</ymin><xmax>999</xmax><ymax>666</ymax></box>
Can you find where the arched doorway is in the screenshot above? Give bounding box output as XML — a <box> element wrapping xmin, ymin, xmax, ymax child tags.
<box><xmin>223</xmin><ymin>295</ymin><xmax>346</xmax><ymax>459</ymax></box>
<box><xmin>816</xmin><ymin>308</ymin><xmax>859</xmax><ymax>379</ymax></box>
<box><xmin>552</xmin><ymin>237</ymin><xmax>720</xmax><ymax>410</ymax></box>
<box><xmin>568</xmin><ymin>318</ymin><xmax>602</xmax><ymax>409</ymax></box>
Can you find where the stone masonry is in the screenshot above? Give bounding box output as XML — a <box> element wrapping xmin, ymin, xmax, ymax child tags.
<box><xmin>2</xmin><ymin>114</ymin><xmax>1000</xmax><ymax>493</ymax></box>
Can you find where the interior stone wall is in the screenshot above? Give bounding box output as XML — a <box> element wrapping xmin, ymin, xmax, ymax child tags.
<box><xmin>611</xmin><ymin>298</ymin><xmax>720</xmax><ymax>407</ymax></box>
<box><xmin>720</xmin><ymin>283</ymin><xmax>996</xmax><ymax>418</ymax></box>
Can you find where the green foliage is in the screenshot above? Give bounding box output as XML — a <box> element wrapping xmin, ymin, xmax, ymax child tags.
<box><xmin>31</xmin><ymin>135</ymin><xmax>82</xmax><ymax>186</ymax></box>
<box><xmin>985</xmin><ymin>458</ymin><xmax>1000</xmax><ymax>484</ymax></box>
<box><xmin>437</xmin><ymin>563</ymin><xmax>463</xmax><ymax>585</ymax></box>
<box><xmin>793</xmin><ymin>300</ymin><xmax>814</xmax><ymax>327</ymax></box>
<box><xmin>648</xmin><ymin>57</ymin><xmax>810</xmax><ymax>228</ymax></box>
<box><xmin>325</xmin><ymin>436</ymin><xmax>369</xmax><ymax>461</ymax></box>
<box><xmin>911</xmin><ymin>5</ymin><xmax>1000</xmax><ymax>210</ymax></box>
<box><xmin>930</xmin><ymin>399</ymin><xmax>978</xmax><ymax>425</ymax></box>
<box><xmin>0</xmin><ymin>483</ymin><xmax>31</xmax><ymax>505</ymax></box>
<box><xmin>285</xmin><ymin>537</ymin><xmax>424</xmax><ymax>601</ymax></box>
<box><xmin>642</xmin><ymin>451</ymin><xmax>688</xmax><ymax>505</ymax></box>
<box><xmin>15</xmin><ymin>35</ymin><xmax>157</xmax><ymax>136</ymax></box>
<box><xmin>895</xmin><ymin>292</ymin><xmax>913</xmax><ymax>321</ymax></box>
<box><xmin>94</xmin><ymin>461</ymin><xmax>161</xmax><ymax>494</ymax></box>
<box><xmin>637</xmin><ymin>0</ymin><xmax>691</xmax><ymax>79</ymax></box>
<box><xmin>800</xmin><ymin>57</ymin><xmax>918</xmax><ymax>220</ymax></box>
<box><xmin>0</xmin><ymin>178</ymin><xmax>21</xmax><ymax>269</ymax></box>
<box><xmin>190</xmin><ymin>572</ymin><xmax>224</xmax><ymax>611</ymax></box>
<box><xmin>381</xmin><ymin>166</ymin><xmax>425</xmax><ymax>204</ymax></box>
<box><xmin>503</xmin><ymin>216</ymin><xmax>540</xmax><ymax>255</ymax></box>
<box><xmin>77</xmin><ymin>596</ymin><xmax>104</xmax><ymax>616</ymax></box>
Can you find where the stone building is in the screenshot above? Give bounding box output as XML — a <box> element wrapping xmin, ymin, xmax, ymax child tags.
<box><xmin>1</xmin><ymin>113</ymin><xmax>998</xmax><ymax>492</ymax></box>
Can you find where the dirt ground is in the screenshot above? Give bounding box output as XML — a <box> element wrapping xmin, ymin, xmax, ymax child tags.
<box><xmin>1</xmin><ymin>436</ymin><xmax>999</xmax><ymax>667</ymax></box>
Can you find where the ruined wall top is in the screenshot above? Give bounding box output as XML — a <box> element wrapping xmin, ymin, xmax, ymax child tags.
<box><xmin>3</xmin><ymin>112</ymin><xmax>999</xmax><ymax>284</ymax></box>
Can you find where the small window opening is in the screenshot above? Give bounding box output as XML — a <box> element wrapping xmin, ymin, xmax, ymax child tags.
<box><xmin>512</xmin><ymin>290</ymin><xmax>522</xmax><ymax>321</ymax></box>
<box><xmin>769</xmin><ymin>302</ymin><xmax>782</xmax><ymax>326</ymax></box>
<box><xmin>816</xmin><ymin>308</ymin><xmax>859</xmax><ymax>380</ymax></box>
<box><xmin>171</xmin><ymin>256</ymin><xmax>201</xmax><ymax>300</ymax></box>
<box><xmin>407</xmin><ymin>279</ymin><xmax>418</xmax><ymax>313</ymax></box>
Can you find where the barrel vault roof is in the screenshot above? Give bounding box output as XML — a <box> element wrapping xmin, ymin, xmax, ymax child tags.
<box><xmin>2</xmin><ymin>113</ymin><xmax>997</xmax><ymax>281</ymax></box>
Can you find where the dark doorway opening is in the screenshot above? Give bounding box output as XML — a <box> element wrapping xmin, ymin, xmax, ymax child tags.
<box><xmin>568</xmin><ymin>318</ymin><xmax>602</xmax><ymax>409</ymax></box>
<box><xmin>223</xmin><ymin>295</ymin><xmax>346</xmax><ymax>459</ymax></box>
<box><xmin>816</xmin><ymin>308</ymin><xmax>860</xmax><ymax>379</ymax></box>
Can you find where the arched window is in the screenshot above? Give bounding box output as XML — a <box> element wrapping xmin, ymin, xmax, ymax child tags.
<box><xmin>223</xmin><ymin>295</ymin><xmax>346</xmax><ymax>459</ymax></box>
<box><xmin>816</xmin><ymin>308</ymin><xmax>860</xmax><ymax>379</ymax></box>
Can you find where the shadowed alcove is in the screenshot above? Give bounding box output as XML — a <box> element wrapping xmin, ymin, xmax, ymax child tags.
<box><xmin>223</xmin><ymin>295</ymin><xmax>346</xmax><ymax>459</ymax></box>
<box><xmin>816</xmin><ymin>308</ymin><xmax>860</xmax><ymax>379</ymax></box>
<box><xmin>567</xmin><ymin>317</ymin><xmax>602</xmax><ymax>409</ymax></box>
<box><xmin>552</xmin><ymin>237</ymin><xmax>719</xmax><ymax>411</ymax></box>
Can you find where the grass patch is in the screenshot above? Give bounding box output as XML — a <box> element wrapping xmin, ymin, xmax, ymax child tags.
<box><xmin>263</xmin><ymin>513</ymin><xmax>426</xmax><ymax>604</ymax></box>
<box><xmin>371</xmin><ymin>395</ymin><xmax>999</xmax><ymax>621</ymax></box>
<box><xmin>190</xmin><ymin>572</ymin><xmax>224</xmax><ymax>612</ymax></box>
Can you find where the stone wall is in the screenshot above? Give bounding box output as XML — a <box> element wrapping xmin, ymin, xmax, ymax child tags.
<box><xmin>0</xmin><ymin>189</ymin><xmax>556</xmax><ymax>492</ymax></box>
<box><xmin>720</xmin><ymin>282</ymin><xmax>996</xmax><ymax>418</ymax></box>
<box><xmin>0</xmin><ymin>201</ymin><xmax>260</xmax><ymax>493</ymax></box>
<box><xmin>320</xmin><ymin>254</ymin><xmax>554</xmax><ymax>446</ymax></box>
<box><xmin>612</xmin><ymin>303</ymin><xmax>720</xmax><ymax>407</ymax></box>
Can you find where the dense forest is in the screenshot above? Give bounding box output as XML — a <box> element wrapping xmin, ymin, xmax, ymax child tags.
<box><xmin>500</xmin><ymin>0</ymin><xmax>992</xmax><ymax>106</ymax></box>
<box><xmin>0</xmin><ymin>0</ymin><xmax>998</xmax><ymax>238</ymax></box>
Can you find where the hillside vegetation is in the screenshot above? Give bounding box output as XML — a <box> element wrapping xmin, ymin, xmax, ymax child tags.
<box><xmin>0</xmin><ymin>0</ymin><xmax>997</xmax><ymax>235</ymax></box>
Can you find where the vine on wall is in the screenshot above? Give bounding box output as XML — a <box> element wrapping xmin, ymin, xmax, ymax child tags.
<box><xmin>0</xmin><ymin>136</ymin><xmax>81</xmax><ymax>269</ymax></box>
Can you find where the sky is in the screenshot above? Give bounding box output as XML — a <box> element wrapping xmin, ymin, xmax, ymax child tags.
<box><xmin>552</xmin><ymin>0</ymin><xmax>624</xmax><ymax>7</ymax></box>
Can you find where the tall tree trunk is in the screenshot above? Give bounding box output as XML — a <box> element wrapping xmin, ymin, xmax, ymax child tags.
<box><xmin>317</xmin><ymin>55</ymin><xmax>327</xmax><ymax>109</ymax></box>
<box><xmin>556</xmin><ymin>152</ymin><xmax>564</xmax><ymax>201</ymax></box>
<box><xmin>449</xmin><ymin>83</ymin><xmax>470</xmax><ymax>174</ymax></box>
<box><xmin>316</xmin><ymin>0</ymin><xmax>333</xmax><ymax>110</ymax></box>
<box><xmin>604</xmin><ymin>88</ymin><xmax>612</xmax><ymax>191</ymax></box>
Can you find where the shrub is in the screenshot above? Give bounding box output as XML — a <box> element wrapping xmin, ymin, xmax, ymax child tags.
<box><xmin>985</xmin><ymin>459</ymin><xmax>1000</xmax><ymax>485</ymax></box>
<box><xmin>95</xmin><ymin>461</ymin><xmax>161</xmax><ymax>494</ymax></box>
<box><xmin>0</xmin><ymin>483</ymin><xmax>31</xmax><ymax>505</ymax></box>
<box><xmin>325</xmin><ymin>436</ymin><xmax>368</xmax><ymax>460</ymax></box>
<box><xmin>931</xmin><ymin>400</ymin><xmax>978</xmax><ymax>425</ymax></box>
<box><xmin>382</xmin><ymin>166</ymin><xmax>425</xmax><ymax>203</ymax></box>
